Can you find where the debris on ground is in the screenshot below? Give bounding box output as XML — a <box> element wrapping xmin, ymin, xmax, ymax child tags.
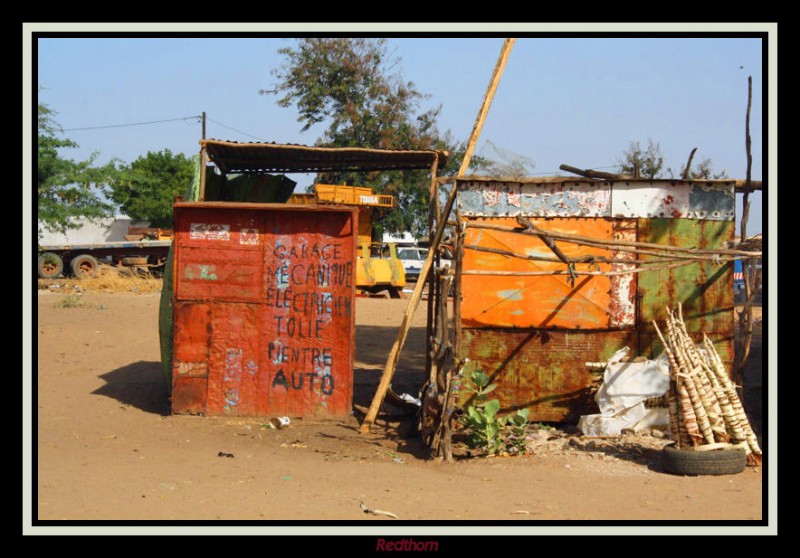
<box><xmin>577</xmin><ymin>347</ymin><xmax>670</xmax><ymax>437</ymax></box>
<box><xmin>359</xmin><ymin>500</ymin><xmax>398</xmax><ymax>519</ymax></box>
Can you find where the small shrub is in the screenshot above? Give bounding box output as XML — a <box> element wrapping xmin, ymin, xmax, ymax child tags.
<box><xmin>459</xmin><ymin>368</ymin><xmax>531</xmax><ymax>456</ymax></box>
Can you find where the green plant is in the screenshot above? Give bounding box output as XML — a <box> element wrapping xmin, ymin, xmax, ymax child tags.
<box><xmin>459</xmin><ymin>369</ymin><xmax>530</xmax><ymax>456</ymax></box>
<box><xmin>506</xmin><ymin>408</ymin><xmax>530</xmax><ymax>455</ymax></box>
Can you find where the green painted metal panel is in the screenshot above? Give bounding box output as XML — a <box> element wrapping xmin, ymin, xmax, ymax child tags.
<box><xmin>637</xmin><ymin>219</ymin><xmax>735</xmax><ymax>370</ymax></box>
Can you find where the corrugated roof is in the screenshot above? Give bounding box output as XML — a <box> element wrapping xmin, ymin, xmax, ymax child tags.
<box><xmin>201</xmin><ymin>139</ymin><xmax>448</xmax><ymax>174</ymax></box>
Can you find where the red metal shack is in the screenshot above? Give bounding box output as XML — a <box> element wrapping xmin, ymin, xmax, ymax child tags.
<box><xmin>164</xmin><ymin>140</ymin><xmax>446</xmax><ymax>418</ymax></box>
<box><xmin>425</xmin><ymin>176</ymin><xmax>740</xmax><ymax>424</ymax></box>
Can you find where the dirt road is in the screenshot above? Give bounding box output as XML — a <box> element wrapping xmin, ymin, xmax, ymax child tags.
<box><xmin>32</xmin><ymin>288</ymin><xmax>767</xmax><ymax>530</ymax></box>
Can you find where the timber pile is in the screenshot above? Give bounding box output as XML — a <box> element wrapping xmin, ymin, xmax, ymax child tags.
<box><xmin>653</xmin><ymin>305</ymin><xmax>762</xmax><ymax>466</ymax></box>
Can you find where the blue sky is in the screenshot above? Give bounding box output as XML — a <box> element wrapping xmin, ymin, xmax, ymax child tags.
<box><xmin>35</xmin><ymin>34</ymin><xmax>766</xmax><ymax>233</ymax></box>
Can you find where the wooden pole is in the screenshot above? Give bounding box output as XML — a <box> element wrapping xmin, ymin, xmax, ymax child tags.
<box><xmin>425</xmin><ymin>156</ymin><xmax>440</xmax><ymax>380</ymax></box>
<box><xmin>462</xmin><ymin>243</ymin><xmax>704</xmax><ymax>265</ymax></box>
<box><xmin>735</xmin><ymin>76</ymin><xmax>755</xmax><ymax>393</ymax></box>
<box><xmin>734</xmin><ymin>179</ymin><xmax>762</xmax><ymax>192</ymax></box>
<box><xmin>360</xmin><ymin>38</ymin><xmax>516</xmax><ymax>434</ymax></box>
<box><xmin>465</xmin><ymin>221</ymin><xmax>761</xmax><ymax>257</ymax></box>
<box><xmin>199</xmin><ymin>144</ymin><xmax>208</xmax><ymax>202</ymax></box>
<box><xmin>359</xmin><ymin>182</ymin><xmax>460</xmax><ymax>433</ymax></box>
<box><xmin>558</xmin><ymin>164</ymin><xmax>631</xmax><ymax>181</ymax></box>
<box><xmin>682</xmin><ymin>147</ymin><xmax>697</xmax><ymax>180</ymax></box>
<box><xmin>457</xmin><ymin>39</ymin><xmax>515</xmax><ymax>177</ymax></box>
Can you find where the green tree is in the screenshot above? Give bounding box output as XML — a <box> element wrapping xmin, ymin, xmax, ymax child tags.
<box><xmin>107</xmin><ymin>149</ymin><xmax>195</xmax><ymax>228</ymax></box>
<box><xmin>618</xmin><ymin>139</ymin><xmax>728</xmax><ymax>180</ymax></box>
<box><xmin>37</xmin><ymin>101</ymin><xmax>116</xmax><ymax>238</ymax></box>
<box><xmin>680</xmin><ymin>157</ymin><xmax>728</xmax><ymax>180</ymax></box>
<box><xmin>262</xmin><ymin>38</ymin><xmax>487</xmax><ymax>238</ymax></box>
<box><xmin>617</xmin><ymin>139</ymin><xmax>665</xmax><ymax>179</ymax></box>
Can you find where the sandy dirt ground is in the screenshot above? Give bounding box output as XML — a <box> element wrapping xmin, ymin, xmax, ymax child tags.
<box><xmin>32</xmin><ymin>283</ymin><xmax>766</xmax><ymax>529</ymax></box>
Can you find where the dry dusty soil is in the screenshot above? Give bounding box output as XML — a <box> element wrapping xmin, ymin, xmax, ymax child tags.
<box><xmin>32</xmin><ymin>284</ymin><xmax>768</xmax><ymax>532</ymax></box>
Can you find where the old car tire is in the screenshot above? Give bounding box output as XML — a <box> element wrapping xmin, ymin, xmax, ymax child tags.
<box><xmin>38</xmin><ymin>253</ymin><xmax>64</xmax><ymax>279</ymax></box>
<box><xmin>661</xmin><ymin>444</ymin><xmax>747</xmax><ymax>476</ymax></box>
<box><xmin>70</xmin><ymin>254</ymin><xmax>99</xmax><ymax>278</ymax></box>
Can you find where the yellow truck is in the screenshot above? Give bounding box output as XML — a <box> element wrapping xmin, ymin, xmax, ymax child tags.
<box><xmin>289</xmin><ymin>184</ymin><xmax>406</xmax><ymax>297</ymax></box>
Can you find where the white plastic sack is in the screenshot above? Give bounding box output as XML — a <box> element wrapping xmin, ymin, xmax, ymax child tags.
<box><xmin>578</xmin><ymin>347</ymin><xmax>671</xmax><ymax>437</ymax></box>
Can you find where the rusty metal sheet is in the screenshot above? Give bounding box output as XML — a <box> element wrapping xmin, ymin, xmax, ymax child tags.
<box><xmin>637</xmin><ymin>218</ymin><xmax>735</xmax><ymax>369</ymax></box>
<box><xmin>171</xmin><ymin>204</ymin><xmax>357</xmax><ymax>417</ymax></box>
<box><xmin>460</xmin><ymin>217</ymin><xmax>636</xmax><ymax>329</ymax></box>
<box><xmin>175</xmin><ymin>208</ymin><xmax>266</xmax><ymax>303</ymax></box>
<box><xmin>457</xmin><ymin>181</ymin><xmax>611</xmax><ymax>217</ymax></box>
<box><xmin>609</xmin><ymin>220</ymin><xmax>637</xmax><ymax>327</ymax></box>
<box><xmin>637</xmin><ymin>218</ymin><xmax>735</xmax><ymax>331</ymax></box>
<box><xmin>610</xmin><ymin>181</ymin><xmax>734</xmax><ymax>220</ymax></box>
<box><xmin>687</xmin><ymin>182</ymin><xmax>736</xmax><ymax>220</ymax></box>
<box><xmin>611</xmin><ymin>181</ymin><xmax>690</xmax><ymax>219</ymax></box>
<box><xmin>459</xmin><ymin>329</ymin><xmax>637</xmax><ymax>422</ymax></box>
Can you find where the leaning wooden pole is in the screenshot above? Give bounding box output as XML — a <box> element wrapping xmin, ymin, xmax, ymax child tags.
<box><xmin>360</xmin><ymin>38</ymin><xmax>516</xmax><ymax>434</ymax></box>
<box><xmin>682</xmin><ymin>147</ymin><xmax>697</xmax><ymax>180</ymax></box>
<box><xmin>558</xmin><ymin>164</ymin><xmax>631</xmax><ymax>181</ymax></box>
<box><xmin>735</xmin><ymin>76</ymin><xmax>755</xmax><ymax>394</ymax></box>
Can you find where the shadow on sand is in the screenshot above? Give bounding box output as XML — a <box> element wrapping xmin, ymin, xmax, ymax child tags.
<box><xmin>92</xmin><ymin>361</ymin><xmax>171</xmax><ymax>416</ymax></box>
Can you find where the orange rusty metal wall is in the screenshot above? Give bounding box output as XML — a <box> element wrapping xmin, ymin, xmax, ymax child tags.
<box><xmin>171</xmin><ymin>203</ymin><xmax>357</xmax><ymax>417</ymax></box>
<box><xmin>461</xmin><ymin>217</ymin><xmax>637</xmax><ymax>329</ymax></box>
<box><xmin>450</xmin><ymin>179</ymin><xmax>737</xmax><ymax>423</ymax></box>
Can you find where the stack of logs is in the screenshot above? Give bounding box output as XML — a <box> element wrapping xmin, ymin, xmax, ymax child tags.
<box><xmin>653</xmin><ymin>305</ymin><xmax>762</xmax><ymax>466</ymax></box>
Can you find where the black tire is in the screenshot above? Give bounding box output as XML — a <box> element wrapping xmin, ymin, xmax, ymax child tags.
<box><xmin>38</xmin><ymin>253</ymin><xmax>64</xmax><ymax>279</ymax></box>
<box><xmin>70</xmin><ymin>254</ymin><xmax>99</xmax><ymax>278</ymax></box>
<box><xmin>661</xmin><ymin>444</ymin><xmax>747</xmax><ymax>476</ymax></box>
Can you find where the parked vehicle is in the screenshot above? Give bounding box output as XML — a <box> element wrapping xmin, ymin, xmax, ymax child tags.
<box><xmin>397</xmin><ymin>246</ymin><xmax>451</xmax><ymax>282</ymax></box>
<box><xmin>397</xmin><ymin>246</ymin><xmax>428</xmax><ymax>282</ymax></box>
<box><xmin>37</xmin><ymin>227</ymin><xmax>172</xmax><ymax>279</ymax></box>
<box><xmin>290</xmin><ymin>184</ymin><xmax>407</xmax><ymax>296</ymax></box>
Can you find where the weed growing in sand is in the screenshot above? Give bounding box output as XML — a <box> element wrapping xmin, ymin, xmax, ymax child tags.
<box><xmin>53</xmin><ymin>294</ymin><xmax>91</xmax><ymax>308</ymax></box>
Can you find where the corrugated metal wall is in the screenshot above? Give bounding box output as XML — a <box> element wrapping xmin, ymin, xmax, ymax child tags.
<box><xmin>451</xmin><ymin>179</ymin><xmax>736</xmax><ymax>422</ymax></box>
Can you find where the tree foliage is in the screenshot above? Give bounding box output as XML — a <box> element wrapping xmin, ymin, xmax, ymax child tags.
<box><xmin>106</xmin><ymin>149</ymin><xmax>195</xmax><ymax>228</ymax></box>
<box><xmin>37</xmin><ymin>101</ymin><xmax>116</xmax><ymax>238</ymax></box>
<box><xmin>263</xmin><ymin>38</ymin><xmax>488</xmax><ymax>238</ymax></box>
<box><xmin>617</xmin><ymin>139</ymin><xmax>665</xmax><ymax>179</ymax></box>
<box><xmin>681</xmin><ymin>157</ymin><xmax>728</xmax><ymax>180</ymax></box>
<box><xmin>618</xmin><ymin>139</ymin><xmax>727</xmax><ymax>180</ymax></box>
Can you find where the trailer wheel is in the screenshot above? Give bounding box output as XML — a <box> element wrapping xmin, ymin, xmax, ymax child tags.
<box><xmin>70</xmin><ymin>254</ymin><xmax>99</xmax><ymax>278</ymax></box>
<box><xmin>38</xmin><ymin>253</ymin><xmax>64</xmax><ymax>279</ymax></box>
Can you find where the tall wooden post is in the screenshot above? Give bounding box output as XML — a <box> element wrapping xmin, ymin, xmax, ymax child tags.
<box><xmin>360</xmin><ymin>38</ymin><xmax>516</xmax><ymax>434</ymax></box>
